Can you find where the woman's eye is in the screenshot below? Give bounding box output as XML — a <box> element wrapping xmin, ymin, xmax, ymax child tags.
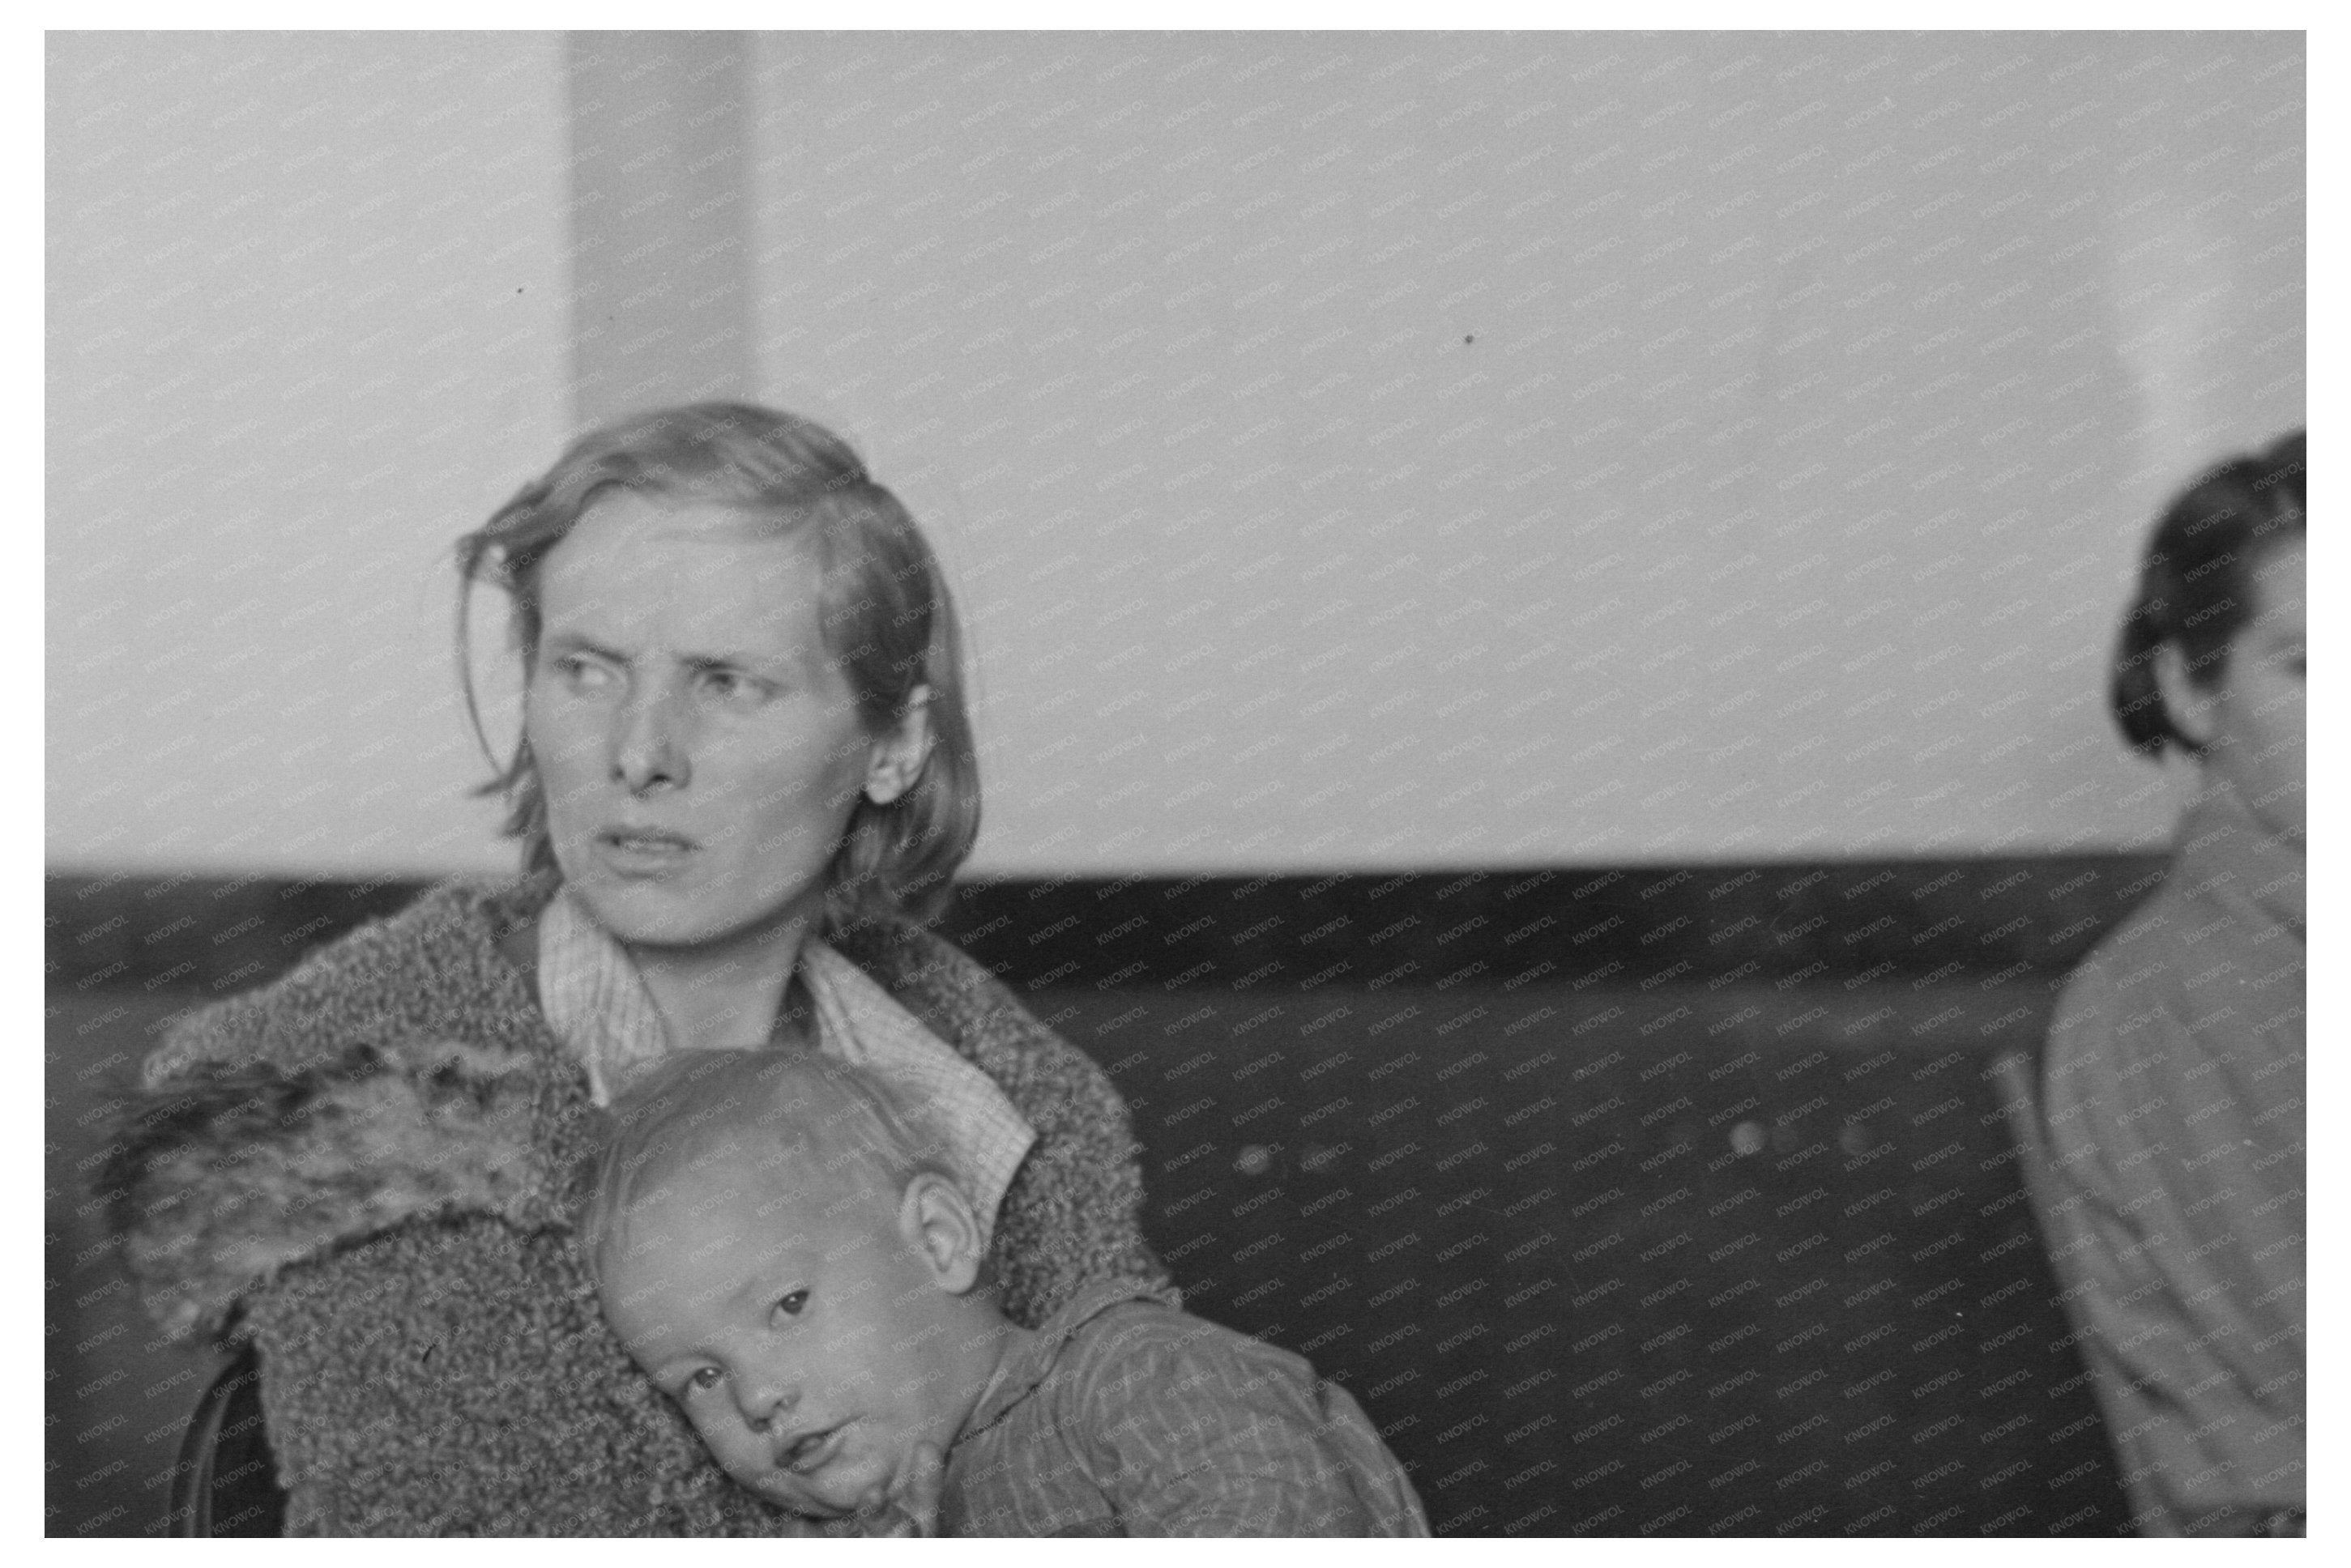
<box><xmin>698</xmin><ymin>669</ymin><xmax>766</xmax><ymax>705</ymax></box>
<box><xmin>550</xmin><ymin>654</ymin><xmax>612</xmax><ymax>694</ymax></box>
<box><xmin>775</xmin><ymin>1290</ymin><xmax>809</xmax><ymax>1319</ymax></box>
<box><xmin>683</xmin><ymin>1366</ymin><xmax>723</xmax><ymax>1394</ymax></box>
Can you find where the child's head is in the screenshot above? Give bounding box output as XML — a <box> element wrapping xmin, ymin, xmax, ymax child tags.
<box><xmin>2110</xmin><ymin>429</ymin><xmax>2306</xmax><ymax>842</ymax></box>
<box><xmin>583</xmin><ymin>1050</ymin><xmax>1004</xmax><ymax>1519</ymax></box>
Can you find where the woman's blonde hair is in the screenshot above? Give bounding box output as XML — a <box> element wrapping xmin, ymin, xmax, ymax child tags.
<box><xmin>456</xmin><ymin>403</ymin><xmax>979</xmax><ymax>929</ymax></box>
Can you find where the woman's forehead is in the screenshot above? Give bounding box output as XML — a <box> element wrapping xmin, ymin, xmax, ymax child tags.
<box><xmin>555</xmin><ymin>489</ymin><xmax>816</xmax><ymax>574</ymax></box>
<box><xmin>540</xmin><ymin>491</ymin><xmax>827</xmax><ymax>652</ymax></box>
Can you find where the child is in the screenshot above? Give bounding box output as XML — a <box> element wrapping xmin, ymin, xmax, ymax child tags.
<box><xmin>584</xmin><ymin>1048</ymin><xmax>1430</xmax><ymax>1537</ymax></box>
<box><xmin>2033</xmin><ymin>431</ymin><xmax>2304</xmax><ymax>1536</ymax></box>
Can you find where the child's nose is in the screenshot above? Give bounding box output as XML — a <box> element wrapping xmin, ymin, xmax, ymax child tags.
<box><xmin>734</xmin><ymin>1370</ymin><xmax>798</xmax><ymax>1430</ymax></box>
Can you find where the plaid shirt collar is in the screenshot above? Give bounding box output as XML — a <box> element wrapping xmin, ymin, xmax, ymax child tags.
<box><xmin>960</xmin><ymin>1276</ymin><xmax>1185</xmax><ymax>1444</ymax></box>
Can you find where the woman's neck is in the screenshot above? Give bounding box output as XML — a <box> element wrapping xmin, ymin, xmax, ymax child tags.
<box><xmin>626</xmin><ymin>908</ymin><xmax>822</xmax><ymax>1055</ymax></box>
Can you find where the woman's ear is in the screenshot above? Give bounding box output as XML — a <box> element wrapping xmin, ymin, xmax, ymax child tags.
<box><xmin>864</xmin><ymin>686</ymin><xmax>933</xmax><ymax>806</ymax></box>
<box><xmin>2152</xmin><ymin>645</ymin><xmax>2220</xmax><ymax>752</ymax></box>
<box><xmin>897</xmin><ymin>1170</ymin><xmax>985</xmax><ymax>1295</ymax></box>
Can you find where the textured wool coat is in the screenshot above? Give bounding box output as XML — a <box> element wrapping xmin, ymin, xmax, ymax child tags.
<box><xmin>110</xmin><ymin>880</ymin><xmax>1167</xmax><ymax>1536</ymax></box>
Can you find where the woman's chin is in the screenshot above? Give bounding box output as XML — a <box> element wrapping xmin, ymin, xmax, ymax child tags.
<box><xmin>561</xmin><ymin>878</ymin><xmax>710</xmax><ymax>946</ymax></box>
<box><xmin>562</xmin><ymin>872</ymin><xmax>820</xmax><ymax>956</ymax></box>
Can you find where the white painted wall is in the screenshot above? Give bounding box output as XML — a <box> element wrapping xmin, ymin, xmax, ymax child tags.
<box><xmin>47</xmin><ymin>32</ymin><xmax>571</xmax><ymax>876</ymax></box>
<box><xmin>45</xmin><ymin>32</ymin><xmax>2303</xmax><ymax>879</ymax></box>
<box><xmin>745</xmin><ymin>32</ymin><xmax>2303</xmax><ymax>873</ymax></box>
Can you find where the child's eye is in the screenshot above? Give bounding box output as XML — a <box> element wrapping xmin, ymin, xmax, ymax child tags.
<box><xmin>775</xmin><ymin>1290</ymin><xmax>809</xmax><ymax>1319</ymax></box>
<box><xmin>682</xmin><ymin>1366</ymin><xmax>723</xmax><ymax>1395</ymax></box>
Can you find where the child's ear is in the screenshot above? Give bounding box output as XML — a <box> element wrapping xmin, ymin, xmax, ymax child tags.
<box><xmin>2153</xmin><ymin>644</ymin><xmax>2220</xmax><ymax>750</ymax></box>
<box><xmin>898</xmin><ymin>1171</ymin><xmax>985</xmax><ymax>1294</ymax></box>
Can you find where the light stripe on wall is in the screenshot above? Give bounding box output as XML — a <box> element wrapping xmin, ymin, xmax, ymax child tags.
<box><xmin>565</xmin><ymin>31</ymin><xmax>757</xmax><ymax>427</ymax></box>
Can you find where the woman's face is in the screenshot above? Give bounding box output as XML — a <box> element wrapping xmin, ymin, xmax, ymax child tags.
<box><xmin>2204</xmin><ymin>539</ymin><xmax>2306</xmax><ymax>846</ymax></box>
<box><xmin>525</xmin><ymin>491</ymin><xmax>879</xmax><ymax>951</ymax></box>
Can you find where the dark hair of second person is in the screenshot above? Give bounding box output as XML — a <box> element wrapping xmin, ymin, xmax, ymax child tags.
<box><xmin>2109</xmin><ymin>428</ymin><xmax>2306</xmax><ymax>756</ymax></box>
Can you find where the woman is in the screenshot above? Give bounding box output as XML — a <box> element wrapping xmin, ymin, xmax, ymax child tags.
<box><xmin>2033</xmin><ymin>432</ymin><xmax>2304</xmax><ymax>1536</ymax></box>
<box><xmin>112</xmin><ymin>404</ymin><xmax>1165</xmax><ymax>1535</ymax></box>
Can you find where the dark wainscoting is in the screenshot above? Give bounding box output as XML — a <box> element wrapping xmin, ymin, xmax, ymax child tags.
<box><xmin>48</xmin><ymin>859</ymin><xmax>2166</xmax><ymax>1537</ymax></box>
<box><xmin>48</xmin><ymin>855</ymin><xmax>2165</xmax><ymax>999</ymax></box>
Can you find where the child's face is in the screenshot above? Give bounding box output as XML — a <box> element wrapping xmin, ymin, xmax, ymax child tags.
<box><xmin>597</xmin><ymin>1149</ymin><xmax>975</xmax><ymax>1519</ymax></box>
<box><xmin>2206</xmin><ymin>540</ymin><xmax>2306</xmax><ymax>845</ymax></box>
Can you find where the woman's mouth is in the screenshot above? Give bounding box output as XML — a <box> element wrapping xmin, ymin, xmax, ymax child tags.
<box><xmin>596</xmin><ymin>829</ymin><xmax>697</xmax><ymax>868</ymax></box>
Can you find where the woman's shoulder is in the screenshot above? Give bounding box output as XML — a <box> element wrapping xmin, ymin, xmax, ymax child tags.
<box><xmin>834</xmin><ymin>920</ymin><xmax>1050</xmax><ymax>1063</ymax></box>
<box><xmin>2050</xmin><ymin>870</ymin><xmax>2187</xmax><ymax>1022</ymax></box>
<box><xmin>835</xmin><ymin>918</ymin><xmax>1171</xmax><ymax>1320</ymax></box>
<box><xmin>111</xmin><ymin>878</ymin><xmax>572</xmax><ymax>1342</ymax></box>
<box><xmin>143</xmin><ymin>878</ymin><xmax>552</xmax><ymax>1086</ymax></box>
<box><xmin>2042</xmin><ymin>867</ymin><xmax>2214</xmax><ymax>1123</ymax></box>
<box><xmin>839</xmin><ymin>920</ymin><xmax>1137</xmax><ymax>1129</ymax></box>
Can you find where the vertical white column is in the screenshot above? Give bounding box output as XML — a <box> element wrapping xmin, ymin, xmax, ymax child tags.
<box><xmin>565</xmin><ymin>31</ymin><xmax>757</xmax><ymax>427</ymax></box>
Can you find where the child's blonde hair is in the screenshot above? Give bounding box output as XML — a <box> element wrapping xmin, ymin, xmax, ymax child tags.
<box><xmin>581</xmin><ymin>1050</ymin><xmax>958</xmax><ymax>1285</ymax></box>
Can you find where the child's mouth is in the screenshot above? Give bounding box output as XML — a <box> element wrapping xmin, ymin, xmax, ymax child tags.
<box><xmin>781</xmin><ymin>1425</ymin><xmax>842</xmax><ymax>1474</ymax></box>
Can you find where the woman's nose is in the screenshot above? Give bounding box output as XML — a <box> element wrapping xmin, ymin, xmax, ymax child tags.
<box><xmin>612</xmin><ymin>684</ymin><xmax>689</xmax><ymax>794</ymax></box>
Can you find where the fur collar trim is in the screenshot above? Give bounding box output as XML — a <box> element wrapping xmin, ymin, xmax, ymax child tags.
<box><xmin>109</xmin><ymin>1033</ymin><xmax>559</xmax><ymax>1341</ymax></box>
